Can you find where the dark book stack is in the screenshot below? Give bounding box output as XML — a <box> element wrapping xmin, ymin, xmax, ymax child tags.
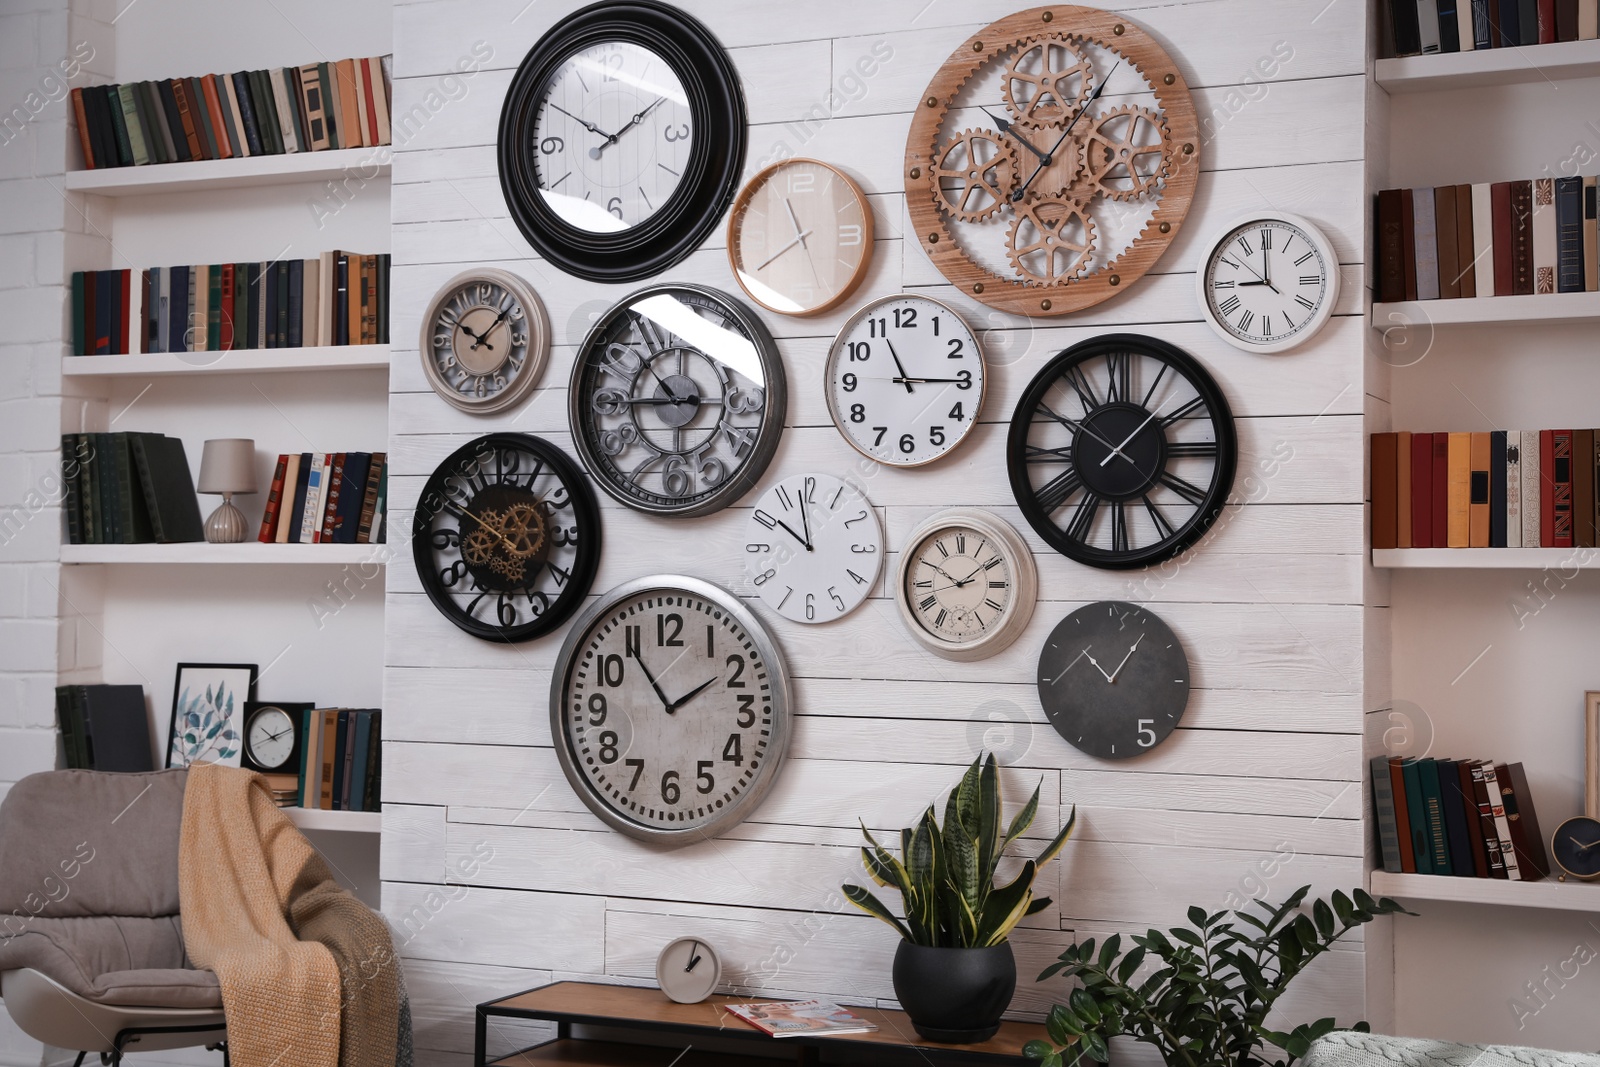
<box><xmin>1371</xmin><ymin>756</ymin><xmax>1551</xmax><ymax>881</ymax></box>
<box><xmin>55</xmin><ymin>684</ymin><xmax>155</xmax><ymax>772</ymax></box>
<box><xmin>256</xmin><ymin>452</ymin><xmax>388</xmax><ymax>545</ymax></box>
<box><xmin>297</xmin><ymin>708</ymin><xmax>382</xmax><ymax>811</ymax></box>
<box><xmin>70</xmin><ymin>270</ymin><xmax>132</xmax><ymax>355</ymax></box>
<box><xmin>69</xmin><ymin>56</ymin><xmax>393</xmax><ymax>171</ymax></box>
<box><xmin>1388</xmin><ymin>0</ymin><xmax>1595</xmax><ymax>55</ymax></box>
<box><xmin>60</xmin><ymin>432</ymin><xmax>205</xmax><ymax>545</ymax></box>
<box><xmin>1374</xmin><ymin>177</ymin><xmax>1597</xmax><ymax>303</ymax></box>
<box><xmin>124</xmin><ymin>252</ymin><xmax>390</xmax><ymax>356</ymax></box>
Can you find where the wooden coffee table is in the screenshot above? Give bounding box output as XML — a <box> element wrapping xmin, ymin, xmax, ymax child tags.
<box><xmin>476</xmin><ymin>981</ymin><xmax>1052</xmax><ymax>1066</ymax></box>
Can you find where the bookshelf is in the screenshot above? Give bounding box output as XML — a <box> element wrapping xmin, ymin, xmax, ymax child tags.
<box><xmin>63</xmin><ymin>147</ymin><xmax>391</xmax><ymax>197</ymax></box>
<box><xmin>1371</xmin><ymin>292</ymin><xmax>1600</xmax><ymax>328</ymax></box>
<box><xmin>1376</xmin><ymin>39</ymin><xmax>1600</xmax><ymax>93</ymax></box>
<box><xmin>286</xmin><ymin>807</ymin><xmax>382</xmax><ymax>834</ymax></box>
<box><xmin>61</xmin><ymin>544</ymin><xmax>392</xmax><ymax>565</ymax></box>
<box><xmin>62</xmin><ymin>345</ymin><xmax>391</xmax><ymax>378</ymax></box>
<box><xmin>1371</xmin><ymin>871</ymin><xmax>1600</xmax><ymax>912</ymax></box>
<box><xmin>1373</xmin><ymin>548</ymin><xmax>1600</xmax><ymax>568</ymax></box>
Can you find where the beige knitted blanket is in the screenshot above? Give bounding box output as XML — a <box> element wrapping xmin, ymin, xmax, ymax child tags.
<box><xmin>179</xmin><ymin>763</ymin><xmax>403</xmax><ymax>1067</ymax></box>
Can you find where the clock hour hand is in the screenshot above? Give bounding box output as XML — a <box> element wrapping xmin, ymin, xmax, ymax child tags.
<box><xmin>773</xmin><ymin>515</ymin><xmax>813</xmax><ymax>553</ymax></box>
<box><xmin>628</xmin><ymin>648</ymin><xmax>674</xmax><ymax>713</ymax></box>
<box><xmin>685</xmin><ymin>941</ymin><xmax>702</xmax><ymax>972</ymax></box>
<box><xmin>665</xmin><ymin>676</ymin><xmax>717</xmax><ymax>713</ymax></box>
<box><xmin>782</xmin><ymin>197</ymin><xmax>810</xmax><ymax>249</ymax></box>
<box><xmin>1083</xmin><ymin>651</ymin><xmax>1115</xmax><ymax>684</ymax></box>
<box><xmin>456</xmin><ymin>320</ymin><xmax>493</xmax><ymax>350</ymax></box>
<box><xmin>980</xmin><ymin>106</ymin><xmax>1051</xmax><ymax>165</ymax></box>
<box><xmin>754</xmin><ymin>229</ymin><xmax>815</xmax><ymax>270</ymax></box>
<box><xmin>470</xmin><ymin>303</ymin><xmax>513</xmax><ymax>350</ymax></box>
<box><xmin>884</xmin><ymin>339</ymin><xmax>915</xmax><ymax>395</ymax></box>
<box><xmin>592</xmin><ymin>97</ymin><xmax>665</xmax><ymax>158</ymax></box>
<box><xmin>1099</xmin><ymin>405</ymin><xmax>1163</xmax><ymax>468</ymax></box>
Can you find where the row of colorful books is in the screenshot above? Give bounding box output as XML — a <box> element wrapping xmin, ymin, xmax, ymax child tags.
<box><xmin>259</xmin><ymin>452</ymin><xmax>388</xmax><ymax>546</ymax></box>
<box><xmin>1374</xmin><ymin>178</ymin><xmax>1596</xmax><ymax>304</ymax></box>
<box><xmin>296</xmin><ymin>708</ymin><xmax>383</xmax><ymax>812</ymax></box>
<box><xmin>71</xmin><ymin>56</ymin><xmax>392</xmax><ymax>171</ymax></box>
<box><xmin>1371</xmin><ymin>430</ymin><xmax>1600</xmax><ymax>549</ymax></box>
<box><xmin>69</xmin><ymin>254</ymin><xmax>390</xmax><ymax>356</ymax></box>
<box><xmin>1371</xmin><ymin>756</ymin><xmax>1550</xmax><ymax>880</ymax></box>
<box><xmin>61</xmin><ymin>433</ymin><xmax>204</xmax><ymax>545</ymax></box>
<box><xmin>1388</xmin><ymin>0</ymin><xmax>1598</xmax><ymax>56</ymax></box>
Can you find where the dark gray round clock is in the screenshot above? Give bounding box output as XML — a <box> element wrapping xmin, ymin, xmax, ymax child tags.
<box><xmin>1036</xmin><ymin>600</ymin><xmax>1190</xmax><ymax>760</ymax></box>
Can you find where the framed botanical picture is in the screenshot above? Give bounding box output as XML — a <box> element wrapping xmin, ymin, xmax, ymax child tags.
<box><xmin>1587</xmin><ymin>692</ymin><xmax>1600</xmax><ymax>819</ymax></box>
<box><xmin>166</xmin><ymin>663</ymin><xmax>258</xmax><ymax>769</ymax></box>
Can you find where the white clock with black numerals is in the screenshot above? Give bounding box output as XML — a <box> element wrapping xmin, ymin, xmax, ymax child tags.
<box><xmin>1197</xmin><ymin>213</ymin><xmax>1340</xmax><ymax>354</ymax></box>
<box><xmin>746</xmin><ymin>473</ymin><xmax>883</xmax><ymax>624</ymax></box>
<box><xmin>826</xmin><ymin>296</ymin><xmax>985</xmax><ymax>466</ymax></box>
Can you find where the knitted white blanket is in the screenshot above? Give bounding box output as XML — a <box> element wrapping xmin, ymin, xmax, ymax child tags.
<box><xmin>1305</xmin><ymin>1032</ymin><xmax>1600</xmax><ymax>1067</ymax></box>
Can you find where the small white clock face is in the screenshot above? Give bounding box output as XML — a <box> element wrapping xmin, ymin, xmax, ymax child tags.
<box><xmin>747</xmin><ymin>473</ymin><xmax>883</xmax><ymax>624</ymax></box>
<box><xmin>421</xmin><ymin>270</ymin><xmax>549</xmax><ymax>414</ymax></box>
<box><xmin>245</xmin><ymin>707</ymin><xmax>295</xmax><ymax>771</ymax></box>
<box><xmin>656</xmin><ymin>936</ymin><xmax>722</xmax><ymax>1003</ymax></box>
<box><xmin>1198</xmin><ymin>214</ymin><xmax>1339</xmax><ymax>354</ymax></box>
<box><xmin>728</xmin><ymin>158</ymin><xmax>873</xmax><ymax>316</ymax></box>
<box><xmin>826</xmin><ymin>296</ymin><xmax>985</xmax><ymax>466</ymax></box>
<box><xmin>895</xmin><ymin>508</ymin><xmax>1036</xmax><ymax>661</ymax></box>
<box><xmin>532</xmin><ymin>41</ymin><xmax>694</xmax><ymax>234</ymax></box>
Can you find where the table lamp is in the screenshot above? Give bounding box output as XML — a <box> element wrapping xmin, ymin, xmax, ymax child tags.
<box><xmin>197</xmin><ymin>438</ymin><xmax>258</xmax><ymax>543</ymax></box>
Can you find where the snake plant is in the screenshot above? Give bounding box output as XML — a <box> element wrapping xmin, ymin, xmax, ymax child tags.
<box><xmin>843</xmin><ymin>753</ymin><xmax>1077</xmax><ymax>948</ymax></box>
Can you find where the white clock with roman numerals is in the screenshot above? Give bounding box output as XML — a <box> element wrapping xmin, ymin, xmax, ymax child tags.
<box><xmin>895</xmin><ymin>508</ymin><xmax>1036</xmax><ymax>661</ymax></box>
<box><xmin>1196</xmin><ymin>213</ymin><xmax>1340</xmax><ymax>354</ymax></box>
<box><xmin>746</xmin><ymin>473</ymin><xmax>883</xmax><ymax>625</ymax></box>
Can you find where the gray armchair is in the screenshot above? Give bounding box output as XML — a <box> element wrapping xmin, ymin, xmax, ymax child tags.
<box><xmin>0</xmin><ymin>769</ymin><xmax>227</xmax><ymax>1065</ymax></box>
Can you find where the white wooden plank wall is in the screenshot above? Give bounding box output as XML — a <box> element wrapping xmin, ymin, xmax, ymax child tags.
<box><xmin>381</xmin><ymin>1</ymin><xmax>1372</xmax><ymax>1060</ymax></box>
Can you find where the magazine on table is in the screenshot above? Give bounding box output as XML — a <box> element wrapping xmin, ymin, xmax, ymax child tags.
<box><xmin>725</xmin><ymin>999</ymin><xmax>878</xmax><ymax>1037</ymax></box>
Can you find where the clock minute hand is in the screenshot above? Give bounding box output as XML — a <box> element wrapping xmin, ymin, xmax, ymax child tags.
<box><xmin>549</xmin><ymin>103</ymin><xmax>606</xmax><ymax>139</ymax></box>
<box><xmin>884</xmin><ymin>339</ymin><xmax>915</xmax><ymax>395</ymax></box>
<box><xmin>628</xmin><ymin>648</ymin><xmax>675</xmax><ymax>713</ymax></box>
<box><xmin>592</xmin><ymin>97</ymin><xmax>665</xmax><ymax>158</ymax></box>
<box><xmin>1106</xmin><ymin>633</ymin><xmax>1144</xmax><ymax>683</ymax></box>
<box><xmin>1013</xmin><ymin>60</ymin><xmax>1119</xmax><ymax>203</ymax></box>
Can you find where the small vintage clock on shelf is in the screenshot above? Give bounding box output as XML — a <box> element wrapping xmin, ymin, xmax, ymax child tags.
<box><xmin>656</xmin><ymin>937</ymin><xmax>722</xmax><ymax>1003</ymax></box>
<box><xmin>746</xmin><ymin>473</ymin><xmax>884</xmax><ymax>625</ymax></box>
<box><xmin>727</xmin><ymin>158</ymin><xmax>874</xmax><ymax>316</ymax></box>
<box><xmin>825</xmin><ymin>295</ymin><xmax>985</xmax><ymax>467</ymax></box>
<box><xmin>1551</xmin><ymin>815</ymin><xmax>1600</xmax><ymax>881</ymax></box>
<box><xmin>498</xmin><ymin>0</ymin><xmax>746</xmax><ymax>282</ymax></box>
<box><xmin>550</xmin><ymin>575</ymin><xmax>793</xmax><ymax>844</ymax></box>
<box><xmin>1037</xmin><ymin>600</ymin><xmax>1190</xmax><ymax>759</ymax></box>
<box><xmin>1008</xmin><ymin>333</ymin><xmax>1237</xmax><ymax>570</ymax></box>
<box><xmin>1196</xmin><ymin>213</ymin><xmax>1340</xmax><ymax>354</ymax></box>
<box><xmin>412</xmin><ymin>432</ymin><xmax>602</xmax><ymax>642</ymax></box>
<box><xmin>904</xmin><ymin>5</ymin><xmax>1199</xmax><ymax>317</ymax></box>
<box><xmin>419</xmin><ymin>269</ymin><xmax>550</xmax><ymax>414</ymax></box>
<box><xmin>241</xmin><ymin>701</ymin><xmax>311</xmax><ymax>774</ymax></box>
<box><xmin>569</xmin><ymin>284</ymin><xmax>786</xmax><ymax>518</ymax></box>
<box><xmin>895</xmin><ymin>508</ymin><xmax>1036</xmax><ymax>661</ymax></box>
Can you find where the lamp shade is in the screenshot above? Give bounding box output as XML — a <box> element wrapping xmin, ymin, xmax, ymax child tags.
<box><xmin>196</xmin><ymin>438</ymin><xmax>258</xmax><ymax>496</ymax></box>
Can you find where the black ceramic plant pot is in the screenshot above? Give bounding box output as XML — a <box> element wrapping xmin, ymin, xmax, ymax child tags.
<box><xmin>892</xmin><ymin>940</ymin><xmax>1017</xmax><ymax>1043</ymax></box>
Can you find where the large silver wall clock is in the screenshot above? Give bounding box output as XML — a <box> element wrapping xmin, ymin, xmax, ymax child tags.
<box><xmin>569</xmin><ymin>284</ymin><xmax>786</xmax><ymax>517</ymax></box>
<box><xmin>550</xmin><ymin>575</ymin><xmax>793</xmax><ymax>843</ymax></box>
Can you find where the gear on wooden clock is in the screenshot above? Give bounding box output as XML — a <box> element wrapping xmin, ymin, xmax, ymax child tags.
<box><xmin>1007</xmin><ymin>196</ymin><xmax>1096</xmax><ymax>284</ymax></box>
<box><xmin>931</xmin><ymin>128</ymin><xmax>1018</xmax><ymax>223</ymax></box>
<box><xmin>1003</xmin><ymin>36</ymin><xmax>1095</xmax><ymax>127</ymax></box>
<box><xmin>1081</xmin><ymin>105</ymin><xmax>1171</xmax><ymax>201</ymax></box>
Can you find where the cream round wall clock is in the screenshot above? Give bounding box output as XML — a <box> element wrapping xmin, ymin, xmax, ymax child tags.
<box><xmin>895</xmin><ymin>508</ymin><xmax>1036</xmax><ymax>661</ymax></box>
<box><xmin>825</xmin><ymin>295</ymin><xmax>985</xmax><ymax>467</ymax></box>
<box><xmin>727</xmin><ymin>158</ymin><xmax>874</xmax><ymax>316</ymax></box>
<box><xmin>746</xmin><ymin>473</ymin><xmax>883</xmax><ymax>624</ymax></box>
<box><xmin>903</xmin><ymin>5</ymin><xmax>1200</xmax><ymax>317</ymax></box>
<box><xmin>1196</xmin><ymin>212</ymin><xmax>1340</xmax><ymax>354</ymax></box>
<box><xmin>550</xmin><ymin>575</ymin><xmax>792</xmax><ymax>844</ymax></box>
<box><xmin>419</xmin><ymin>269</ymin><xmax>550</xmax><ymax>414</ymax></box>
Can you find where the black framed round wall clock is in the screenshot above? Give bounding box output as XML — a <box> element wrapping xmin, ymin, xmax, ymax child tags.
<box><xmin>1008</xmin><ymin>333</ymin><xmax>1237</xmax><ymax>570</ymax></box>
<box><xmin>569</xmin><ymin>284</ymin><xmax>786</xmax><ymax>518</ymax></box>
<box><xmin>497</xmin><ymin>0</ymin><xmax>747</xmax><ymax>282</ymax></box>
<box><xmin>412</xmin><ymin>432</ymin><xmax>602</xmax><ymax>642</ymax></box>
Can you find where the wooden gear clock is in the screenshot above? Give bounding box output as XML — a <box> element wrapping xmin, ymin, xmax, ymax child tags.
<box><xmin>903</xmin><ymin>6</ymin><xmax>1199</xmax><ymax>317</ymax></box>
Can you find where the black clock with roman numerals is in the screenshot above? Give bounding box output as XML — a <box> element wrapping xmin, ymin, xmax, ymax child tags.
<box><xmin>1007</xmin><ymin>334</ymin><xmax>1237</xmax><ymax>570</ymax></box>
<box><xmin>413</xmin><ymin>433</ymin><xmax>602</xmax><ymax>642</ymax></box>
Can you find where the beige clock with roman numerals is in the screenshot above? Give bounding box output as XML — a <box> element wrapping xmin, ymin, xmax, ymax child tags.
<box><xmin>420</xmin><ymin>268</ymin><xmax>551</xmax><ymax>413</ymax></box>
<box><xmin>895</xmin><ymin>508</ymin><xmax>1037</xmax><ymax>661</ymax></box>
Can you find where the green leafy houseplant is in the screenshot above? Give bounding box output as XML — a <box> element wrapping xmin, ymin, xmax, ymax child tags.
<box><xmin>1024</xmin><ymin>886</ymin><xmax>1413</xmax><ymax>1067</ymax></box>
<box><xmin>843</xmin><ymin>753</ymin><xmax>1077</xmax><ymax>948</ymax></box>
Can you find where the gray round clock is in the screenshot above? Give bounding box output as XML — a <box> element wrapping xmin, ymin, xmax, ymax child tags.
<box><xmin>550</xmin><ymin>575</ymin><xmax>792</xmax><ymax>844</ymax></box>
<box><xmin>1036</xmin><ymin>600</ymin><xmax>1190</xmax><ymax>760</ymax></box>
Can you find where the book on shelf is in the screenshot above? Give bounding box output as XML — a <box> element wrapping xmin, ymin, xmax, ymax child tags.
<box><xmin>70</xmin><ymin>56</ymin><xmax>392</xmax><ymax>171</ymax></box>
<box><xmin>1390</xmin><ymin>0</ymin><xmax>1598</xmax><ymax>52</ymax></box>
<box><xmin>725</xmin><ymin>1000</ymin><xmax>878</xmax><ymax>1038</ymax></box>
<box><xmin>54</xmin><ymin>684</ymin><xmax>154</xmax><ymax>772</ymax></box>
<box><xmin>295</xmin><ymin>708</ymin><xmax>382</xmax><ymax>811</ymax></box>
<box><xmin>1371</xmin><ymin>758</ymin><xmax>1548</xmax><ymax>880</ymax></box>
<box><xmin>60</xmin><ymin>432</ymin><xmax>204</xmax><ymax>545</ymax></box>
<box><xmin>258</xmin><ymin>452</ymin><xmax>386</xmax><ymax>545</ymax></box>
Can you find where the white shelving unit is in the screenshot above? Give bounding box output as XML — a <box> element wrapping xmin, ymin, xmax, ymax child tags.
<box><xmin>286</xmin><ymin>807</ymin><xmax>382</xmax><ymax>834</ymax></box>
<box><xmin>1376</xmin><ymin>39</ymin><xmax>1600</xmax><ymax>93</ymax></box>
<box><xmin>63</xmin><ymin>147</ymin><xmax>389</xmax><ymax>197</ymax></box>
<box><xmin>1371</xmin><ymin>292</ymin><xmax>1600</xmax><ymax>329</ymax></box>
<box><xmin>62</xmin><ymin>544</ymin><xmax>391</xmax><ymax>565</ymax></box>
<box><xmin>62</xmin><ymin>345</ymin><xmax>390</xmax><ymax>378</ymax></box>
<box><xmin>1371</xmin><ymin>871</ymin><xmax>1600</xmax><ymax>912</ymax></box>
<box><xmin>1373</xmin><ymin>548</ymin><xmax>1600</xmax><ymax>568</ymax></box>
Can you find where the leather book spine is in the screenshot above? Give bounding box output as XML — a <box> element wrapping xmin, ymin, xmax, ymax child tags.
<box><xmin>1539</xmin><ymin>0</ymin><xmax>1558</xmax><ymax>38</ymax></box>
<box><xmin>357</xmin><ymin>453</ymin><xmax>384</xmax><ymax>544</ymax></box>
<box><xmin>319</xmin><ymin>710</ymin><xmax>339</xmax><ymax>810</ymax></box>
<box><xmin>1433</xmin><ymin>433</ymin><xmax>1450</xmax><ymax>547</ymax></box>
<box><xmin>1575</xmin><ymin>428</ymin><xmax>1596</xmax><ymax>547</ymax></box>
<box><xmin>274</xmin><ymin>453</ymin><xmax>301</xmax><ymax>543</ymax></box>
<box><xmin>1522</xmin><ymin>430</ymin><xmax>1542</xmax><ymax>547</ymax></box>
<box><xmin>336</xmin><ymin>60</ymin><xmax>364</xmax><ymax>148</ymax></box>
<box><xmin>1455</xmin><ymin>760</ymin><xmax>1490</xmax><ymax>877</ymax></box>
<box><xmin>1398</xmin><ymin>430</ymin><xmax>1414</xmax><ymax>547</ymax></box>
<box><xmin>1533</xmin><ymin>178</ymin><xmax>1558</xmax><ymax>294</ymax></box>
<box><xmin>1583</xmin><ymin>0</ymin><xmax>1599</xmax><ymax>36</ymax></box>
<box><xmin>332</xmin><ymin>453</ymin><xmax>369</xmax><ymax>544</ymax></box>
<box><xmin>105</xmin><ymin>84</ymin><xmax>132</xmax><ymax>166</ymax></box>
<box><xmin>170</xmin><ymin>78</ymin><xmax>203</xmax><ymax>162</ymax></box>
<box><xmin>1557</xmin><ymin>176</ymin><xmax>1585</xmax><ymax>292</ymax></box>
<box><xmin>286</xmin><ymin>258</ymin><xmax>304</xmax><ymax>348</ymax></box>
<box><xmin>334</xmin><ymin>253</ymin><xmax>349</xmax><ymax>346</ymax></box>
<box><xmin>1491</xmin><ymin>181</ymin><xmax>1514</xmax><ymax>295</ymax></box>
<box><xmin>1485</xmin><ymin>764</ymin><xmax>1522</xmax><ymax>879</ymax></box>
<box><xmin>1559</xmin><ymin>0</ymin><xmax>1581</xmax><ymax>36</ymax></box>
<box><xmin>155</xmin><ymin>79</ymin><xmax>190</xmax><ymax>162</ymax></box>
<box><xmin>1593</xmin><ymin>433</ymin><xmax>1600</xmax><ymax>554</ymax></box>
<box><xmin>93</xmin><ymin>270</ymin><xmax>111</xmax><ymax>355</ymax></box>
<box><xmin>1372</xmin><ymin>433</ymin><xmax>1399</xmax><ymax>550</ymax></box>
<box><xmin>1435</xmin><ymin>185</ymin><xmax>1461</xmax><ymax>298</ymax></box>
<box><xmin>318</xmin><ymin>63</ymin><xmax>340</xmax><ymax>150</ymax></box>
<box><xmin>1437</xmin><ymin>761</ymin><xmax>1476</xmax><ymax>876</ymax></box>
<box><xmin>300</xmin><ymin>455</ymin><xmax>327</xmax><ymax>544</ymax></box>
<box><xmin>359</xmin><ymin>58</ymin><xmax>380</xmax><ymax>146</ymax></box>
<box><xmin>1401</xmin><ymin>188</ymin><xmax>1418</xmax><ymax>301</ymax></box>
<box><xmin>368</xmin><ymin>57</ymin><xmax>391</xmax><ymax>144</ymax></box>
<box><xmin>1502</xmin><ymin>762</ymin><xmax>1551</xmax><ymax>879</ymax></box>
<box><xmin>69</xmin><ymin>272</ymin><xmax>84</xmax><ymax>356</ymax></box>
<box><xmin>362</xmin><ymin>254</ymin><xmax>378</xmax><ymax>344</ymax></box>
<box><xmin>232</xmin><ymin>72</ymin><xmax>264</xmax><ymax>156</ymax></box>
<box><xmin>286</xmin><ymin>67</ymin><xmax>311</xmax><ymax>152</ymax></box>
<box><xmin>1476</xmin><ymin>0</ymin><xmax>1496</xmax><ymax>43</ymax></box>
<box><xmin>219</xmin><ymin>262</ymin><xmax>234</xmax><ymax>352</ymax></box>
<box><xmin>1438</xmin><ymin>0</ymin><xmax>1462</xmax><ymax>48</ymax></box>
<box><xmin>137</xmin><ymin>270</ymin><xmax>150</xmax><ymax>355</ymax></box>
<box><xmin>117</xmin><ymin>85</ymin><xmax>148</xmax><ymax>166</ymax></box>
<box><xmin>1372</xmin><ymin>756</ymin><xmax>1404</xmax><ymax>874</ymax></box>
<box><xmin>297</xmin><ymin>63</ymin><xmax>330</xmax><ymax>151</ymax></box>
<box><xmin>1411</xmin><ymin>433</ymin><xmax>1434</xmax><ymax>548</ymax></box>
<box><xmin>1454</xmin><ymin>184</ymin><xmax>1476</xmax><ymax>296</ymax></box>
<box><xmin>319</xmin><ymin>453</ymin><xmax>347</xmax><ymax>542</ymax></box>
<box><xmin>1553</xmin><ymin>429</ymin><xmax>1574</xmax><ymax>547</ymax></box>
<box><xmin>347</xmin><ymin>254</ymin><xmax>362</xmax><ymax>345</ymax></box>
<box><xmin>117</xmin><ymin>269</ymin><xmax>130</xmax><ymax>355</ymax></box>
<box><xmin>275</xmin><ymin>261</ymin><xmax>290</xmax><ymax>348</ymax></box>
<box><xmin>1378</xmin><ymin>190</ymin><xmax>1405</xmax><ymax>303</ymax></box>
<box><xmin>1523</xmin><ymin>0</ymin><xmax>1542</xmax><ymax>40</ymax></box>
<box><xmin>205</xmin><ymin>263</ymin><xmax>221</xmax><ymax>352</ymax></box>
<box><xmin>1490</xmin><ymin>430</ymin><xmax>1507</xmax><ymax>547</ymax></box>
<box><xmin>258</xmin><ymin>454</ymin><xmax>288</xmax><ymax>543</ymax></box>
<box><xmin>286</xmin><ymin>453</ymin><xmax>311</xmax><ymax>544</ymax></box>
<box><xmin>1419</xmin><ymin>0</ymin><xmax>1444</xmax><ymax>50</ymax></box>
<box><xmin>1418</xmin><ymin>759</ymin><xmax>1453</xmax><ymax>872</ymax></box>
<box><xmin>1389</xmin><ymin>758</ymin><xmax>1417</xmax><ymax>872</ymax></box>
<box><xmin>1394</xmin><ymin>0</ymin><xmax>1425</xmax><ymax>51</ymax></box>
<box><xmin>1414</xmin><ymin>186</ymin><xmax>1441</xmax><ymax>299</ymax></box>
<box><xmin>216</xmin><ymin>73</ymin><xmax>245</xmax><ymax>158</ymax></box>
<box><xmin>1447</xmin><ymin>431</ymin><xmax>1471</xmax><ymax>547</ymax></box>
<box><xmin>1469</xmin><ymin>431</ymin><xmax>1491</xmax><ymax>547</ymax></box>
<box><xmin>186</xmin><ymin>76</ymin><xmax>217</xmax><ymax>160</ymax></box>
<box><xmin>1470</xmin><ymin>761</ymin><xmax>1509</xmax><ymax>878</ymax></box>
<box><xmin>1586</xmin><ymin>178</ymin><xmax>1598</xmax><ymax>291</ymax></box>
<box><xmin>198</xmin><ymin>74</ymin><xmax>229</xmax><ymax>159</ymax></box>
<box><xmin>1540</xmin><ymin>430</ymin><xmax>1556</xmax><ymax>546</ymax></box>
<box><xmin>1510</xmin><ymin>180</ymin><xmax>1535</xmax><ymax>295</ymax></box>
<box><xmin>1471</xmin><ymin>183</ymin><xmax>1495</xmax><ymax>296</ymax></box>
<box><xmin>131</xmin><ymin>81</ymin><xmax>163</xmax><ymax>165</ymax></box>
<box><xmin>71</xmin><ymin>88</ymin><xmax>95</xmax><ymax>168</ymax></box>
<box><xmin>141</xmin><ymin>81</ymin><xmax>176</xmax><ymax>164</ymax></box>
